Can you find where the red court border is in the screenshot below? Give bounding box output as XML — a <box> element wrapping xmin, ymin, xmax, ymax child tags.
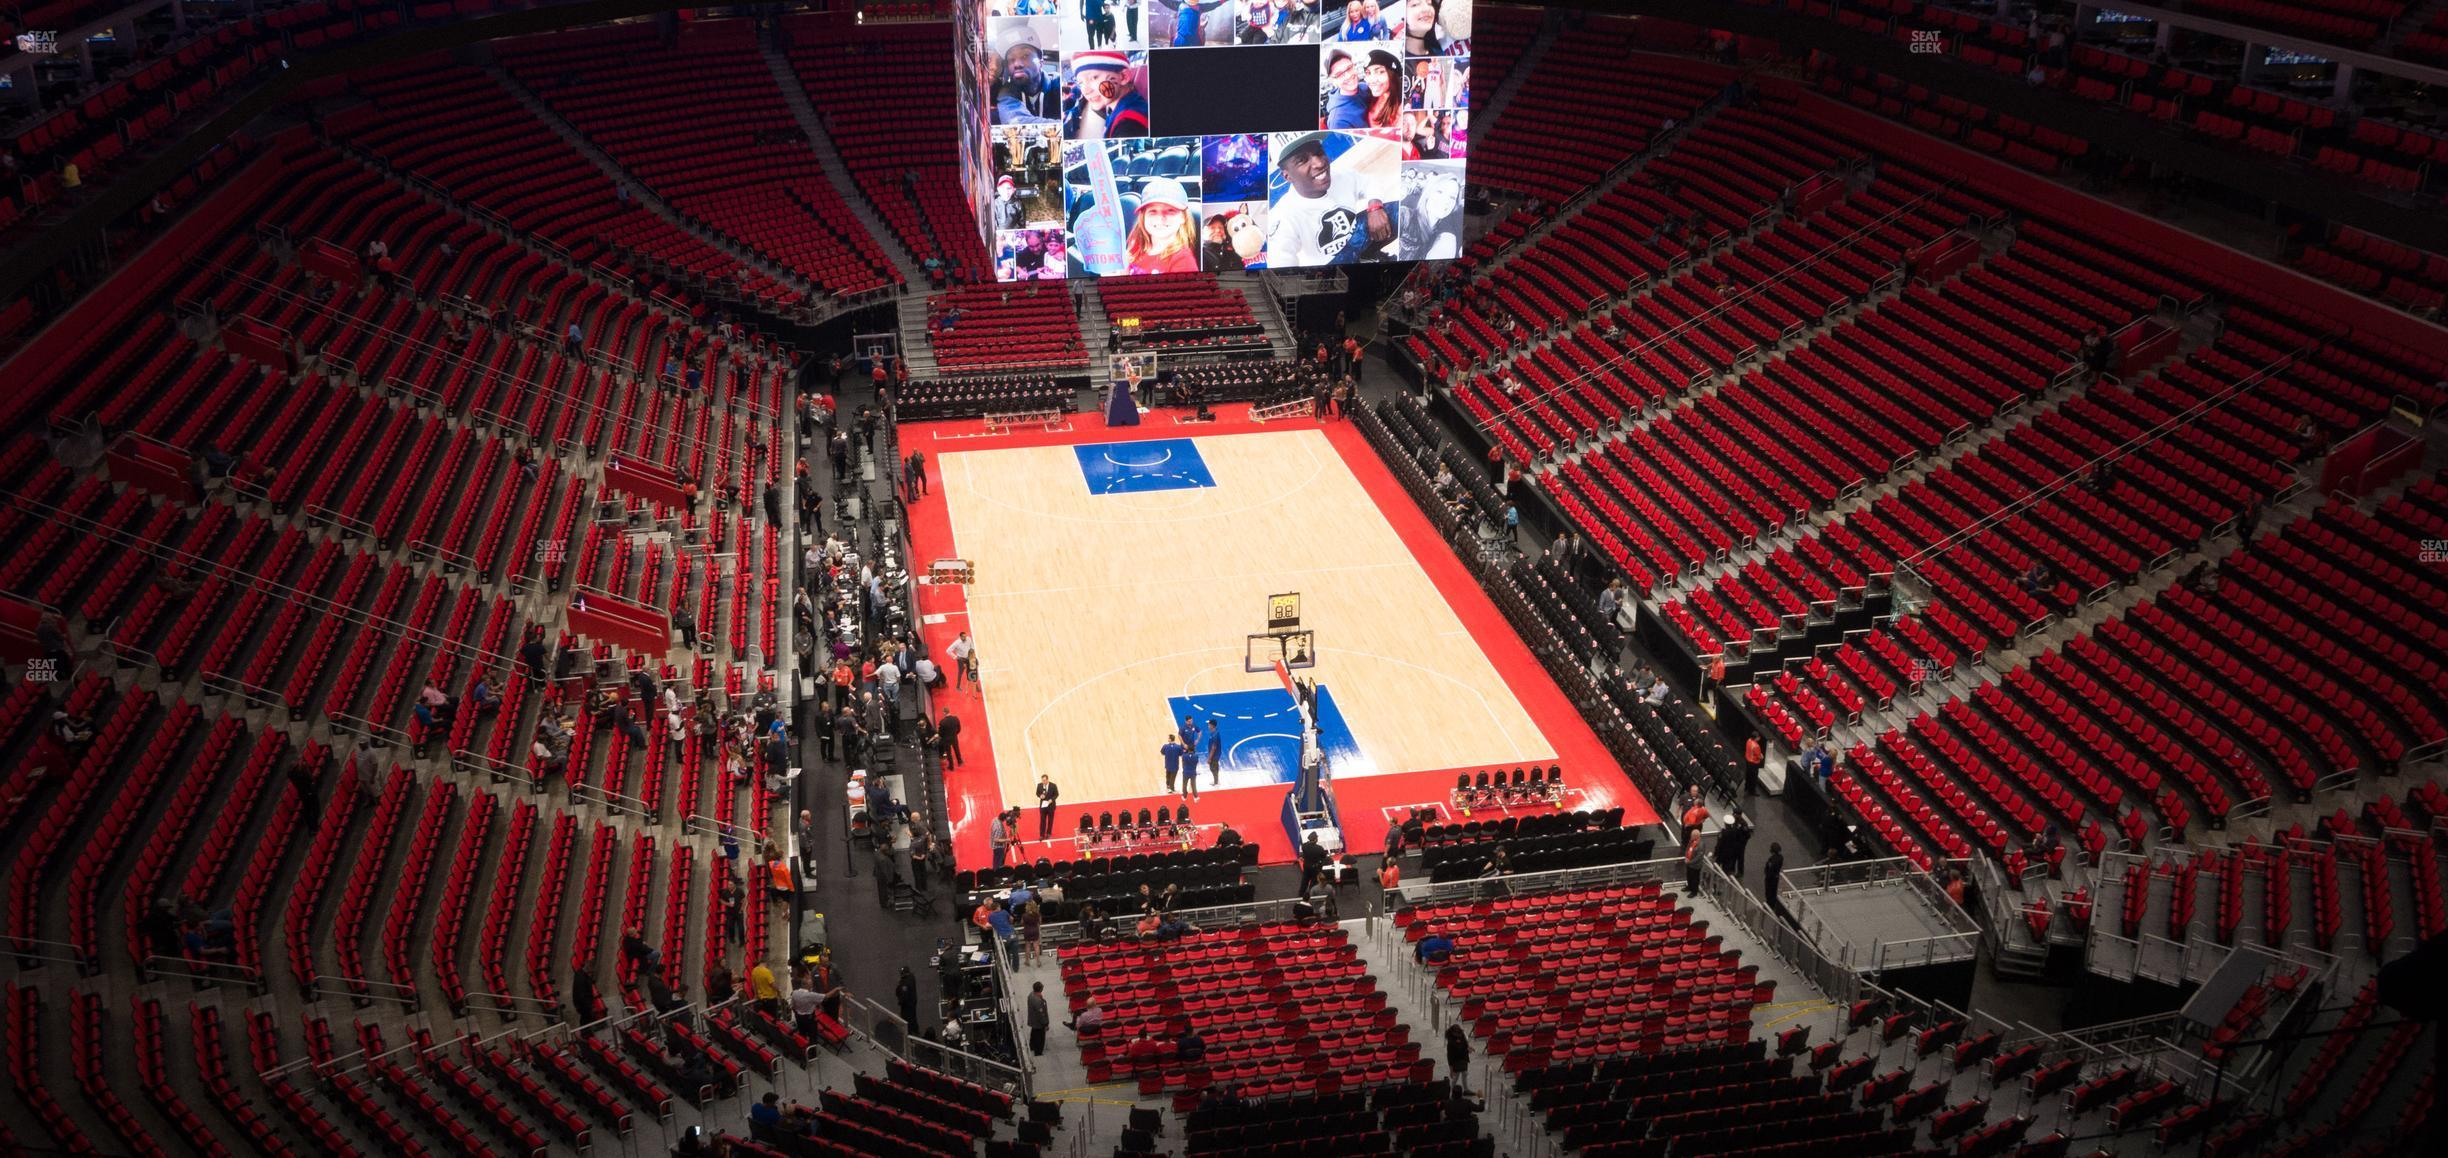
<box><xmin>896</xmin><ymin>403</ymin><xmax>1656</xmax><ymax>868</ymax></box>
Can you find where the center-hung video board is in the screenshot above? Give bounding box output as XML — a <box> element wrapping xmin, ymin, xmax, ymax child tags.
<box><xmin>955</xmin><ymin>0</ymin><xmax>1472</xmax><ymax>281</ymax></box>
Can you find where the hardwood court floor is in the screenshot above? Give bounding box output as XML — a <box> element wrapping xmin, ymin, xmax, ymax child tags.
<box><xmin>938</xmin><ymin>427</ymin><xmax>1552</xmax><ymax>806</ymax></box>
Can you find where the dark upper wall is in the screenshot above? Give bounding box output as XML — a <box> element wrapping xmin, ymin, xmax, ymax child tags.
<box><xmin>1552</xmin><ymin>0</ymin><xmax>2448</xmax><ymax>256</ymax></box>
<box><xmin>1</xmin><ymin>0</ymin><xmax>712</xmax><ymax>309</ymax></box>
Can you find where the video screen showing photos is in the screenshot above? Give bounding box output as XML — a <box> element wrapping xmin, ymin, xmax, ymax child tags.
<box><xmin>964</xmin><ymin>0</ymin><xmax>1471</xmax><ymax>280</ymax></box>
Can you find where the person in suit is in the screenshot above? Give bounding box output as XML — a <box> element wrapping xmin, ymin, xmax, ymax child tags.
<box><xmin>1035</xmin><ymin>774</ymin><xmax>1060</xmax><ymax>839</ymax></box>
<box><xmin>1714</xmin><ymin>807</ymin><xmax>1754</xmax><ymax>876</ymax></box>
<box><xmin>1027</xmin><ymin>982</ymin><xmax>1052</xmax><ymax>1055</ymax></box>
<box><xmin>1300</xmin><ymin>832</ymin><xmax>1329</xmax><ymax>895</ymax></box>
<box><xmin>936</xmin><ymin>712</ymin><xmax>964</xmax><ymax>768</ymax></box>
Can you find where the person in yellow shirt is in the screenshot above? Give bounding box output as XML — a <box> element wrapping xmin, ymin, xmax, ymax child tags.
<box><xmin>750</xmin><ymin>960</ymin><xmax>780</xmax><ymax>1011</ymax></box>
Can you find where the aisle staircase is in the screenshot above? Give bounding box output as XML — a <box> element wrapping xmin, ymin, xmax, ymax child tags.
<box><xmin>1221</xmin><ymin>271</ymin><xmax>1299</xmax><ymax>359</ymax></box>
<box><xmin>898</xmin><ymin>294</ymin><xmax>940</xmax><ymax>379</ymax></box>
<box><xmin>758</xmin><ymin>37</ymin><xmax>930</xmax><ymax>290</ymax></box>
<box><xmin>1472</xmin><ymin>7</ymin><xmax>1570</xmax><ymax>134</ymax></box>
<box><xmin>482</xmin><ymin>59</ymin><xmax>828</xmax><ymax>322</ymax></box>
<box><xmin>1078</xmin><ymin>291</ymin><xmax>1117</xmax><ymax>387</ymax></box>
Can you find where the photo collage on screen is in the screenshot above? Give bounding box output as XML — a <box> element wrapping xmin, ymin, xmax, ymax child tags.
<box><xmin>980</xmin><ymin>0</ymin><xmax>1470</xmax><ymax>278</ymax></box>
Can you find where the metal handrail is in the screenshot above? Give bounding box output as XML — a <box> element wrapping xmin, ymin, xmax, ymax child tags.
<box><xmin>3</xmin><ymin>488</ymin><xmax>524</xmax><ymax>694</ymax></box>
<box><xmin>1037</xmin><ymin>893</ymin><xmax>1334</xmax><ymax>947</ymax></box>
<box><xmin>1468</xmin><ymin>173</ymin><xmax>1972</xmax><ymax>439</ymax></box>
<box><xmin>140</xmin><ymin>955</ymin><xmax>267</xmax><ymax>992</ymax></box>
<box><xmin>461</xmin><ymin>989</ymin><xmax>564</xmax><ymax>1016</ymax></box>
<box><xmin>3</xmin><ymin>933</ymin><xmax>97</xmax><ymax>970</ymax></box>
<box><xmin>1395</xmin><ymin>854</ymin><xmax>1688</xmax><ymax>909</ymax></box>
<box><xmin>830</xmin><ymin>988</ymin><xmax>1031</xmax><ymax>1097</ymax></box>
<box><xmin>1867</xmin><ymin>928</ymin><xmax>1983</xmax><ymax>972</ymax></box>
<box><xmin>303</xmin><ymin>972</ymin><xmax>421</xmax><ymax>1008</ymax></box>
<box><xmin>1895</xmin><ymin>336</ymin><xmax>2322</xmax><ymax>573</ymax></box>
<box><xmin>191</xmin><ymin>256</ymin><xmax>777</xmax><ymax>462</ymax></box>
<box><xmin>452</xmin><ymin>744</ymin><xmax>659</xmax><ymax>818</ymax></box>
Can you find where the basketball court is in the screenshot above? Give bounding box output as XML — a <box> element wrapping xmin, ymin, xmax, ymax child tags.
<box><xmin>900</xmin><ymin>404</ymin><xmax>1654</xmax><ymax>866</ymax></box>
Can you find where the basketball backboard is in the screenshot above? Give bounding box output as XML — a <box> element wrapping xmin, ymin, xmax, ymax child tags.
<box><xmin>1245</xmin><ymin>629</ymin><xmax>1316</xmax><ymax>673</ymax></box>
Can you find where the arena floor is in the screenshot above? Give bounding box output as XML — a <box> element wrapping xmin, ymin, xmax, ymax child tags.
<box><xmin>901</xmin><ymin>403</ymin><xmax>1653</xmax><ymax>867</ymax></box>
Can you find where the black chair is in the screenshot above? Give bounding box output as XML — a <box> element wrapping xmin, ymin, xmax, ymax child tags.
<box><xmin>1127</xmin><ymin>1107</ymin><xmax>1163</xmax><ymax>1136</ymax></box>
<box><xmin>1078</xmin><ymin>814</ymin><xmax>1095</xmax><ymax>837</ymax></box>
<box><xmin>1155</xmin><ymin>806</ymin><xmax>1171</xmax><ymax>827</ymax></box>
<box><xmin>1136</xmin><ymin>808</ymin><xmax>1153</xmax><ymax>830</ymax></box>
<box><xmin>1176</xmin><ymin>805</ymin><xmax>1192</xmax><ymax>828</ymax></box>
<box><xmin>1098</xmin><ymin>811</ymin><xmax>1115</xmax><ymax>831</ymax></box>
<box><xmin>1454</xmin><ymin>772</ymin><xmax>1471</xmax><ymax>794</ymax></box>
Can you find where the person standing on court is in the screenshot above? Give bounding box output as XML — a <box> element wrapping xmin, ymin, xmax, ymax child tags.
<box><xmin>1162</xmin><ymin>733</ymin><xmax>1188</xmax><ymax>794</ymax></box>
<box><xmin>948</xmin><ymin>631</ymin><xmax>977</xmax><ymax>688</ymax></box>
<box><xmin>936</xmin><ymin>712</ymin><xmax>963</xmax><ymax>768</ymax></box>
<box><xmin>1204</xmin><ymin>718</ymin><xmax>1223</xmax><ymax>786</ymax></box>
<box><xmin>990</xmin><ymin>811</ymin><xmax>1012</xmax><ymax>870</ymax></box>
<box><xmin>1036</xmin><ymin>774</ymin><xmax>1060</xmax><ymax>839</ymax></box>
<box><xmin>1027</xmin><ymin>982</ymin><xmax>1051</xmax><ymax>1056</ymax></box>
